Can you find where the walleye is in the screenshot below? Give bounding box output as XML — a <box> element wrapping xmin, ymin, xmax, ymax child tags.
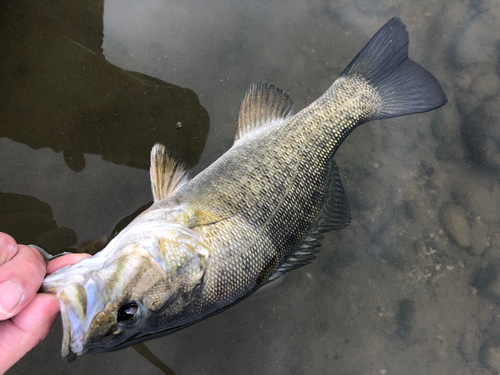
<box><xmin>42</xmin><ymin>17</ymin><xmax>447</xmax><ymax>360</ymax></box>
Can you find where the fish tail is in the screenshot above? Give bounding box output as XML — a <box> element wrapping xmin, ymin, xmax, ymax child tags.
<box><xmin>340</xmin><ymin>17</ymin><xmax>447</xmax><ymax>120</ymax></box>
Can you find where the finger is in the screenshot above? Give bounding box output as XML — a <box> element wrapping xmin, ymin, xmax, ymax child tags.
<box><xmin>0</xmin><ymin>293</ymin><xmax>60</xmax><ymax>374</ymax></box>
<box><xmin>0</xmin><ymin>232</ymin><xmax>19</xmax><ymax>265</ymax></box>
<box><xmin>0</xmin><ymin>246</ymin><xmax>46</xmax><ymax>320</ymax></box>
<box><xmin>47</xmin><ymin>253</ymin><xmax>91</xmax><ymax>275</ymax></box>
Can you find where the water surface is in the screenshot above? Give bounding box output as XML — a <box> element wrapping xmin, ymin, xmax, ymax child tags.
<box><xmin>3</xmin><ymin>0</ymin><xmax>500</xmax><ymax>374</ymax></box>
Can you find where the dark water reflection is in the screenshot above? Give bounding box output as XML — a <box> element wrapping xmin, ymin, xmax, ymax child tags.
<box><xmin>0</xmin><ymin>0</ymin><xmax>209</xmax><ymax>173</ymax></box>
<box><xmin>3</xmin><ymin>0</ymin><xmax>500</xmax><ymax>374</ymax></box>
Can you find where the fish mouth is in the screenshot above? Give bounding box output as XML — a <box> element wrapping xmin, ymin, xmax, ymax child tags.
<box><xmin>44</xmin><ymin>277</ymin><xmax>106</xmax><ymax>360</ymax></box>
<box><xmin>42</xmin><ymin>252</ymin><xmax>109</xmax><ymax>359</ymax></box>
<box><xmin>56</xmin><ymin>283</ymin><xmax>87</xmax><ymax>360</ymax></box>
<box><xmin>56</xmin><ymin>280</ymin><xmax>107</xmax><ymax>360</ymax></box>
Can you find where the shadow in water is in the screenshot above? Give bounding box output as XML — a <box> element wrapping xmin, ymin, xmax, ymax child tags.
<box><xmin>79</xmin><ymin>200</ymin><xmax>153</xmax><ymax>255</ymax></box>
<box><xmin>0</xmin><ymin>190</ymin><xmax>151</xmax><ymax>255</ymax></box>
<box><xmin>133</xmin><ymin>343</ymin><xmax>177</xmax><ymax>375</ymax></box>
<box><xmin>0</xmin><ymin>192</ymin><xmax>77</xmax><ymax>252</ymax></box>
<box><xmin>0</xmin><ymin>0</ymin><xmax>209</xmax><ymax>172</ymax></box>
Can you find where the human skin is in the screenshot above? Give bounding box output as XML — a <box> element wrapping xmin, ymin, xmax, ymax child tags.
<box><xmin>0</xmin><ymin>233</ymin><xmax>90</xmax><ymax>374</ymax></box>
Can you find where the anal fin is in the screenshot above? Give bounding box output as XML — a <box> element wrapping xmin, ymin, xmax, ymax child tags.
<box><xmin>314</xmin><ymin>159</ymin><xmax>351</xmax><ymax>233</ymax></box>
<box><xmin>267</xmin><ymin>159</ymin><xmax>351</xmax><ymax>282</ymax></box>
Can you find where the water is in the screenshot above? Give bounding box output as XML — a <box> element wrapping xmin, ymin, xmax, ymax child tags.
<box><xmin>2</xmin><ymin>0</ymin><xmax>499</xmax><ymax>374</ymax></box>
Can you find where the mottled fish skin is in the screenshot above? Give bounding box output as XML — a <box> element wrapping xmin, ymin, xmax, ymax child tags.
<box><xmin>42</xmin><ymin>17</ymin><xmax>447</xmax><ymax>358</ymax></box>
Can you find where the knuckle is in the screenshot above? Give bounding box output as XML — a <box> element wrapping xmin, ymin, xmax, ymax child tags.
<box><xmin>0</xmin><ymin>234</ymin><xmax>18</xmax><ymax>265</ymax></box>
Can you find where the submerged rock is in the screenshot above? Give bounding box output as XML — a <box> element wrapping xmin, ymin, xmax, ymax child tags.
<box><xmin>440</xmin><ymin>202</ymin><xmax>471</xmax><ymax>248</ymax></box>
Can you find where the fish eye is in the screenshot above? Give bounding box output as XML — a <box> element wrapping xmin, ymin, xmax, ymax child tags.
<box><xmin>117</xmin><ymin>302</ymin><xmax>140</xmax><ymax>324</ymax></box>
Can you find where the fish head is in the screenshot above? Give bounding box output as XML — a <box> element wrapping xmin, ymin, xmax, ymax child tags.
<box><xmin>42</xmin><ymin>221</ymin><xmax>208</xmax><ymax>360</ymax></box>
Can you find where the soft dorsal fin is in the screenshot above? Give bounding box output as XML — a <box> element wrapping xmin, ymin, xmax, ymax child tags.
<box><xmin>234</xmin><ymin>81</ymin><xmax>294</xmax><ymax>143</ymax></box>
<box><xmin>150</xmin><ymin>143</ymin><xmax>189</xmax><ymax>202</ymax></box>
<box><xmin>266</xmin><ymin>159</ymin><xmax>351</xmax><ymax>282</ymax></box>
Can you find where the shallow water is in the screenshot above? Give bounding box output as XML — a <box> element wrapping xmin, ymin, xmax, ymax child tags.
<box><xmin>2</xmin><ymin>0</ymin><xmax>500</xmax><ymax>374</ymax></box>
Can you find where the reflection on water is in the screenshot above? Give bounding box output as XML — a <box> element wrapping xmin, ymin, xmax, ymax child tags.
<box><xmin>3</xmin><ymin>0</ymin><xmax>500</xmax><ymax>374</ymax></box>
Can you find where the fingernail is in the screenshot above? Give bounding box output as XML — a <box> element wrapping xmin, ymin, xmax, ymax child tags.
<box><xmin>0</xmin><ymin>280</ymin><xmax>24</xmax><ymax>317</ymax></box>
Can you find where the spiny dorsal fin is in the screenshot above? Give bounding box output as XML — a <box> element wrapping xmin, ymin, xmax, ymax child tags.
<box><xmin>150</xmin><ymin>143</ymin><xmax>189</xmax><ymax>202</ymax></box>
<box><xmin>234</xmin><ymin>81</ymin><xmax>294</xmax><ymax>143</ymax></box>
<box><xmin>266</xmin><ymin>159</ymin><xmax>351</xmax><ymax>282</ymax></box>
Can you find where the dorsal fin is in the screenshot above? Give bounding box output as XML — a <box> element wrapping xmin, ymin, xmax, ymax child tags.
<box><xmin>266</xmin><ymin>159</ymin><xmax>351</xmax><ymax>282</ymax></box>
<box><xmin>234</xmin><ymin>81</ymin><xmax>294</xmax><ymax>143</ymax></box>
<box><xmin>150</xmin><ymin>143</ymin><xmax>189</xmax><ymax>202</ymax></box>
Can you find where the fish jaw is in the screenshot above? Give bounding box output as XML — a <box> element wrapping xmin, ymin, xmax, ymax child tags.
<box><xmin>42</xmin><ymin>255</ymin><xmax>109</xmax><ymax>359</ymax></box>
<box><xmin>42</xmin><ymin>249</ymin><xmax>121</xmax><ymax>358</ymax></box>
<box><xmin>56</xmin><ymin>282</ymin><xmax>103</xmax><ymax>360</ymax></box>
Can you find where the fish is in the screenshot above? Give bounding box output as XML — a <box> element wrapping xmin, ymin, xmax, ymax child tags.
<box><xmin>42</xmin><ymin>17</ymin><xmax>447</xmax><ymax>360</ymax></box>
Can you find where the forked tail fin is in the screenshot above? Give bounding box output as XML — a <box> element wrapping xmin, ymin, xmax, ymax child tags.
<box><xmin>341</xmin><ymin>17</ymin><xmax>447</xmax><ymax>120</ymax></box>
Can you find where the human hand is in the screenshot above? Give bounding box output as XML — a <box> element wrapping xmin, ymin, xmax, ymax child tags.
<box><xmin>0</xmin><ymin>233</ymin><xmax>90</xmax><ymax>374</ymax></box>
